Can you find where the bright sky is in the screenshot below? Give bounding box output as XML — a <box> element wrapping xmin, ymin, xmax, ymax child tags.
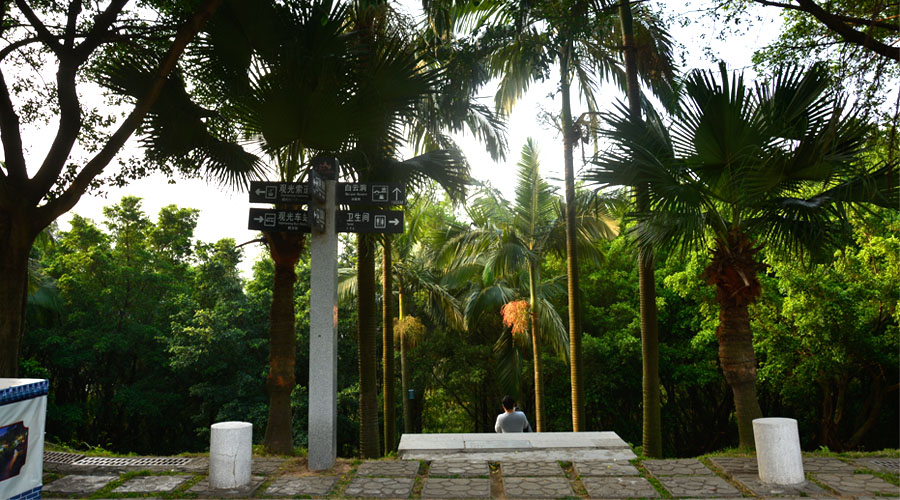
<box><xmin>47</xmin><ymin>0</ymin><xmax>781</xmax><ymax>276</ymax></box>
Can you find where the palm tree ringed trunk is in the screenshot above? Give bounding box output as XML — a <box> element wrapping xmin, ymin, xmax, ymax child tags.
<box><xmin>382</xmin><ymin>235</ymin><xmax>396</xmax><ymax>451</ymax></box>
<box><xmin>528</xmin><ymin>266</ymin><xmax>544</xmax><ymax>431</ymax></box>
<box><xmin>559</xmin><ymin>40</ymin><xmax>585</xmax><ymax>431</ymax></box>
<box><xmin>704</xmin><ymin>230</ymin><xmax>764</xmax><ymax>450</ymax></box>
<box><xmin>263</xmin><ymin>231</ymin><xmax>304</xmax><ymax>454</ymax></box>
<box><xmin>358</xmin><ymin>233</ymin><xmax>381</xmax><ymax>457</ymax></box>
<box><xmin>619</xmin><ymin>0</ymin><xmax>662</xmax><ymax>458</ymax></box>
<box><xmin>398</xmin><ymin>285</ymin><xmax>413</xmax><ymax>435</ymax></box>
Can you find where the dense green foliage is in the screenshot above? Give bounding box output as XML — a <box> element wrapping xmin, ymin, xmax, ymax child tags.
<box><xmin>22</xmin><ymin>195</ymin><xmax>897</xmax><ymax>456</ymax></box>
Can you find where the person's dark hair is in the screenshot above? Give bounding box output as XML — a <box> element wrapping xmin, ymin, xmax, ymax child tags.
<box><xmin>501</xmin><ymin>395</ymin><xmax>515</xmax><ymax>411</ymax></box>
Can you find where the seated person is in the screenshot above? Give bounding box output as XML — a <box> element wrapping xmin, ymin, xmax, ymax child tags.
<box><xmin>494</xmin><ymin>395</ymin><xmax>532</xmax><ymax>433</ymax></box>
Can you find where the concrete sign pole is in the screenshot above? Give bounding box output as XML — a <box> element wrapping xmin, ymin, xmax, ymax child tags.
<box><xmin>308</xmin><ymin>178</ymin><xmax>338</xmax><ymax>471</ymax></box>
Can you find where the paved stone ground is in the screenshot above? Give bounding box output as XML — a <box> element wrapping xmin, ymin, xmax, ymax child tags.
<box><xmin>43</xmin><ymin>474</ymin><xmax>117</xmax><ymax>495</ymax></box>
<box><xmin>422</xmin><ymin>477</ymin><xmax>491</xmax><ymax>498</ymax></box>
<box><xmin>733</xmin><ymin>474</ymin><xmax>829</xmax><ymax>497</ymax></box>
<box><xmin>501</xmin><ymin>460</ymin><xmax>564</xmax><ymax>477</ymax></box>
<box><xmin>815</xmin><ymin>473</ymin><xmax>900</xmax><ymax>496</ymax></box>
<box><xmin>344</xmin><ymin>476</ymin><xmax>415</xmax><ymax>497</ymax></box>
<box><xmin>502</xmin><ymin>476</ymin><xmax>574</xmax><ymax>498</ymax></box>
<box><xmin>657</xmin><ymin>475</ymin><xmax>743</xmax><ymax>497</ymax></box>
<box><xmin>581</xmin><ymin>476</ymin><xmax>660</xmax><ymax>497</ymax></box>
<box><xmin>429</xmin><ymin>459</ymin><xmax>491</xmax><ymax>477</ymax></box>
<box><xmin>575</xmin><ymin>460</ymin><xmax>641</xmax><ymax>476</ymax></box>
<box><xmin>40</xmin><ymin>453</ymin><xmax>899</xmax><ymax>498</ymax></box>
<box><xmin>644</xmin><ymin>458</ymin><xmax>716</xmax><ymax>476</ymax></box>
<box><xmin>112</xmin><ymin>474</ymin><xmax>191</xmax><ymax>493</ymax></box>
<box><xmin>356</xmin><ymin>459</ymin><xmax>421</xmax><ymax>476</ymax></box>
<box><xmin>263</xmin><ymin>476</ymin><xmax>338</xmax><ymax>496</ymax></box>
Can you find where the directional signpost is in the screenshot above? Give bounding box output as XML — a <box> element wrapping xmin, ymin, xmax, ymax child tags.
<box><xmin>246</xmin><ymin>157</ymin><xmax>408</xmax><ymax>472</ymax></box>
<box><xmin>337</xmin><ymin>183</ymin><xmax>405</xmax><ymax>206</ymax></box>
<box><xmin>337</xmin><ymin>210</ymin><xmax>404</xmax><ymax>233</ymax></box>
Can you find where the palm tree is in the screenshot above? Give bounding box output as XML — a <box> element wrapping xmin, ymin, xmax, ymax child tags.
<box><xmin>100</xmin><ymin>0</ymin><xmax>361</xmax><ymax>454</ymax></box>
<box><xmin>449</xmin><ymin>139</ymin><xmax>617</xmax><ymax>429</ymax></box>
<box><xmin>618</xmin><ymin>0</ymin><xmax>662</xmax><ymax>457</ymax></box>
<box><xmin>589</xmin><ymin>63</ymin><xmax>898</xmax><ymax>449</ymax></box>
<box><xmin>427</xmin><ymin>0</ymin><xmax>676</xmax><ymax>428</ymax></box>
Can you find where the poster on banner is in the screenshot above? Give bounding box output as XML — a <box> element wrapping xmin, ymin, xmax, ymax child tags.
<box><xmin>0</xmin><ymin>380</ymin><xmax>47</xmax><ymax>500</ymax></box>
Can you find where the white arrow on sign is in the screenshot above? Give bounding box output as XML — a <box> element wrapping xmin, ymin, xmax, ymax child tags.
<box><xmin>255</xmin><ymin>188</ymin><xmax>267</xmax><ymax>196</ymax></box>
<box><xmin>392</xmin><ymin>188</ymin><xmax>402</xmax><ymax>201</ymax></box>
<box><xmin>253</xmin><ymin>215</ymin><xmax>265</xmax><ymax>223</ymax></box>
<box><xmin>389</xmin><ymin>217</ymin><xmax>400</xmax><ymax>226</ymax></box>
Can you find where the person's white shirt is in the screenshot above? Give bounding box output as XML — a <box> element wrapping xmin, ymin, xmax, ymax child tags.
<box><xmin>495</xmin><ymin>409</ymin><xmax>532</xmax><ymax>433</ymax></box>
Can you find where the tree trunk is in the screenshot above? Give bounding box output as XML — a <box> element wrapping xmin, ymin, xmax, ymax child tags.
<box><xmin>619</xmin><ymin>0</ymin><xmax>662</xmax><ymax>458</ymax></box>
<box><xmin>357</xmin><ymin>233</ymin><xmax>381</xmax><ymax>458</ymax></box>
<box><xmin>399</xmin><ymin>287</ymin><xmax>412</xmax><ymax>434</ymax></box>
<box><xmin>528</xmin><ymin>267</ymin><xmax>544</xmax><ymax>431</ymax></box>
<box><xmin>704</xmin><ymin>231</ymin><xmax>765</xmax><ymax>449</ymax></box>
<box><xmin>263</xmin><ymin>232</ymin><xmax>303</xmax><ymax>455</ymax></box>
<box><xmin>382</xmin><ymin>236</ymin><xmax>396</xmax><ymax>452</ymax></box>
<box><xmin>559</xmin><ymin>41</ymin><xmax>584</xmax><ymax>432</ymax></box>
<box><xmin>0</xmin><ymin>208</ymin><xmax>36</xmax><ymax>377</ymax></box>
<box><xmin>715</xmin><ymin>295</ymin><xmax>763</xmax><ymax>449</ymax></box>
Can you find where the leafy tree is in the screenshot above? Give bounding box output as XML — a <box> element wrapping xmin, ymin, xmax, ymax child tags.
<box><xmin>23</xmin><ymin>197</ymin><xmax>197</xmax><ymax>453</ymax></box>
<box><xmin>589</xmin><ymin>63</ymin><xmax>897</xmax><ymax>448</ymax></box>
<box><xmin>755</xmin><ymin>216</ymin><xmax>899</xmax><ymax>450</ymax></box>
<box><xmin>0</xmin><ymin>0</ymin><xmax>221</xmax><ymax>377</ymax></box>
<box><xmin>449</xmin><ymin>139</ymin><xmax>616</xmax><ymax>430</ymax></box>
<box><xmin>433</xmin><ymin>0</ymin><xmax>677</xmax><ymax>428</ymax></box>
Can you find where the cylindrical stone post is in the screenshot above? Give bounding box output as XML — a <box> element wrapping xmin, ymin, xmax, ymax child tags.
<box><xmin>209</xmin><ymin>421</ymin><xmax>252</xmax><ymax>489</ymax></box>
<box><xmin>753</xmin><ymin>417</ymin><xmax>804</xmax><ymax>485</ymax></box>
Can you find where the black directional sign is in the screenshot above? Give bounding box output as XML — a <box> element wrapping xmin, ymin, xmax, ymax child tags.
<box><xmin>249</xmin><ymin>181</ymin><xmax>314</xmax><ymax>204</ymax></box>
<box><xmin>309</xmin><ymin>170</ymin><xmax>326</xmax><ymax>203</ymax></box>
<box><xmin>337</xmin><ymin>183</ymin><xmax>406</xmax><ymax>206</ymax></box>
<box><xmin>249</xmin><ymin>208</ymin><xmax>313</xmax><ymax>233</ymax></box>
<box><xmin>309</xmin><ymin>206</ymin><xmax>325</xmax><ymax>233</ymax></box>
<box><xmin>337</xmin><ymin>210</ymin><xmax>404</xmax><ymax>233</ymax></box>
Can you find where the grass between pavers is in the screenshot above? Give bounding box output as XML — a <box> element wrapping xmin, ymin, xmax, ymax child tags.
<box><xmin>560</xmin><ymin>460</ymin><xmax>589</xmax><ymax>498</ymax></box>
<box><xmin>81</xmin><ymin>469</ymin><xmax>199</xmax><ymax>499</ymax></box>
<box><xmin>698</xmin><ymin>455</ymin><xmax>755</xmax><ymax>497</ymax></box>
<box><xmin>630</xmin><ymin>459</ymin><xmax>673</xmax><ymax>499</ymax></box>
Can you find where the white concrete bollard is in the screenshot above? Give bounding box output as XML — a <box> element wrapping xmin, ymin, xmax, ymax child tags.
<box><xmin>753</xmin><ymin>417</ymin><xmax>805</xmax><ymax>485</ymax></box>
<box><xmin>209</xmin><ymin>421</ymin><xmax>253</xmax><ymax>489</ymax></box>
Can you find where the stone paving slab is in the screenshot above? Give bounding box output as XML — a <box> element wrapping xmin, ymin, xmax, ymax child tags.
<box><xmin>264</xmin><ymin>476</ymin><xmax>338</xmax><ymax>496</ymax></box>
<box><xmin>188</xmin><ymin>475</ymin><xmax>265</xmax><ymax>498</ymax></box>
<box><xmin>502</xmin><ymin>476</ymin><xmax>574</xmax><ymax>498</ymax></box>
<box><xmin>428</xmin><ymin>460</ymin><xmax>490</xmax><ymax>477</ymax></box>
<box><xmin>574</xmin><ymin>460</ymin><xmax>640</xmax><ymax>476</ymax></box>
<box><xmin>732</xmin><ymin>475</ymin><xmax>831</xmax><ymax>497</ymax></box>
<box><xmin>356</xmin><ymin>459</ymin><xmax>421</xmax><ymax>476</ymax></box>
<box><xmin>657</xmin><ymin>475</ymin><xmax>743</xmax><ymax>497</ymax></box>
<box><xmin>854</xmin><ymin>458</ymin><xmax>900</xmax><ymax>474</ymax></box>
<box><xmin>814</xmin><ymin>473</ymin><xmax>900</xmax><ymax>496</ymax></box>
<box><xmin>582</xmin><ymin>476</ymin><xmax>660</xmax><ymax>498</ymax></box>
<box><xmin>501</xmin><ymin>460</ymin><xmax>564</xmax><ymax>477</ymax></box>
<box><xmin>343</xmin><ymin>476</ymin><xmax>415</xmax><ymax>497</ymax></box>
<box><xmin>803</xmin><ymin>457</ymin><xmax>858</xmax><ymax>473</ymax></box>
<box><xmin>252</xmin><ymin>457</ymin><xmax>288</xmax><ymax>474</ymax></box>
<box><xmin>43</xmin><ymin>474</ymin><xmax>117</xmax><ymax>495</ymax></box>
<box><xmin>644</xmin><ymin>459</ymin><xmax>716</xmax><ymax>476</ymax></box>
<box><xmin>421</xmin><ymin>477</ymin><xmax>491</xmax><ymax>498</ymax></box>
<box><xmin>709</xmin><ymin>457</ymin><xmax>758</xmax><ymax>475</ymax></box>
<box><xmin>112</xmin><ymin>474</ymin><xmax>191</xmax><ymax>493</ymax></box>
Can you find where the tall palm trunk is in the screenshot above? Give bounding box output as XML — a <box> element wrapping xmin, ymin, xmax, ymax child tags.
<box><xmin>528</xmin><ymin>266</ymin><xmax>544</xmax><ymax>431</ymax></box>
<box><xmin>399</xmin><ymin>286</ymin><xmax>412</xmax><ymax>434</ymax></box>
<box><xmin>263</xmin><ymin>232</ymin><xmax>304</xmax><ymax>454</ymax></box>
<box><xmin>559</xmin><ymin>40</ymin><xmax>584</xmax><ymax>431</ymax></box>
<box><xmin>619</xmin><ymin>0</ymin><xmax>662</xmax><ymax>458</ymax></box>
<box><xmin>382</xmin><ymin>235</ymin><xmax>396</xmax><ymax>451</ymax></box>
<box><xmin>357</xmin><ymin>233</ymin><xmax>381</xmax><ymax>457</ymax></box>
<box><xmin>704</xmin><ymin>231</ymin><xmax>764</xmax><ymax>449</ymax></box>
<box><xmin>0</xmin><ymin>209</ymin><xmax>35</xmax><ymax>377</ymax></box>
